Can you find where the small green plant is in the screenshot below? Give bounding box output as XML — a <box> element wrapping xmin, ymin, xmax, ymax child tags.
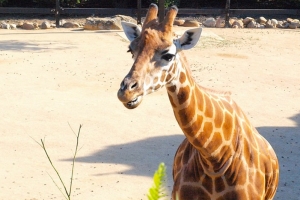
<box><xmin>0</xmin><ymin>0</ymin><xmax>7</xmax><ymax>6</ymax></box>
<box><xmin>147</xmin><ymin>162</ymin><xmax>167</xmax><ymax>200</ymax></box>
<box><xmin>153</xmin><ymin>0</ymin><xmax>180</xmax><ymax>8</ymax></box>
<box><xmin>34</xmin><ymin>124</ymin><xmax>82</xmax><ymax>200</ymax></box>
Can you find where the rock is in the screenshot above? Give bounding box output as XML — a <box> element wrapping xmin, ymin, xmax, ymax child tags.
<box><xmin>33</xmin><ymin>22</ymin><xmax>39</xmax><ymax>29</ymax></box>
<box><xmin>243</xmin><ymin>17</ymin><xmax>254</xmax><ymax>26</ymax></box>
<box><xmin>232</xmin><ymin>20</ymin><xmax>243</xmax><ymax>28</ymax></box>
<box><xmin>289</xmin><ymin>23</ymin><xmax>298</xmax><ymax>29</ymax></box>
<box><xmin>215</xmin><ymin>17</ymin><xmax>225</xmax><ymax>28</ymax></box>
<box><xmin>257</xmin><ymin>16</ymin><xmax>267</xmax><ymax>25</ymax></box>
<box><xmin>291</xmin><ymin>19</ymin><xmax>300</xmax><ymax>28</ymax></box>
<box><xmin>84</xmin><ymin>15</ymin><xmax>136</xmax><ymax>30</ymax></box>
<box><xmin>17</xmin><ymin>22</ymin><xmax>23</xmax><ymax>28</ymax></box>
<box><xmin>247</xmin><ymin>20</ymin><xmax>257</xmax><ymax>28</ymax></box>
<box><xmin>41</xmin><ymin>21</ymin><xmax>51</xmax><ymax>29</ymax></box>
<box><xmin>174</xmin><ymin>19</ymin><xmax>185</xmax><ymax>26</ymax></box>
<box><xmin>203</xmin><ymin>17</ymin><xmax>216</xmax><ymax>27</ymax></box>
<box><xmin>276</xmin><ymin>21</ymin><xmax>284</xmax><ymax>28</ymax></box>
<box><xmin>229</xmin><ymin>18</ymin><xmax>236</xmax><ymax>27</ymax></box>
<box><xmin>63</xmin><ymin>22</ymin><xmax>80</xmax><ymax>28</ymax></box>
<box><xmin>22</xmin><ymin>22</ymin><xmax>35</xmax><ymax>30</ymax></box>
<box><xmin>84</xmin><ymin>17</ymin><xmax>120</xmax><ymax>30</ymax></box>
<box><xmin>286</xmin><ymin>18</ymin><xmax>293</xmax><ymax>23</ymax></box>
<box><xmin>282</xmin><ymin>21</ymin><xmax>290</xmax><ymax>28</ymax></box>
<box><xmin>1</xmin><ymin>22</ymin><xmax>10</xmax><ymax>29</ymax></box>
<box><xmin>183</xmin><ymin>20</ymin><xmax>199</xmax><ymax>27</ymax></box>
<box><xmin>10</xmin><ymin>24</ymin><xmax>17</xmax><ymax>29</ymax></box>
<box><xmin>59</xmin><ymin>19</ymin><xmax>66</xmax><ymax>26</ymax></box>
<box><xmin>115</xmin><ymin>15</ymin><xmax>137</xmax><ymax>24</ymax></box>
<box><xmin>63</xmin><ymin>22</ymin><xmax>72</xmax><ymax>28</ymax></box>
<box><xmin>265</xmin><ymin>19</ymin><xmax>275</xmax><ymax>28</ymax></box>
<box><xmin>271</xmin><ymin>19</ymin><xmax>278</xmax><ymax>27</ymax></box>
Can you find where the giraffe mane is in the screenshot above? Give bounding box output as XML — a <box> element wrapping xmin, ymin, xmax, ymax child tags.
<box><xmin>198</xmin><ymin>86</ymin><xmax>232</xmax><ymax>96</ymax></box>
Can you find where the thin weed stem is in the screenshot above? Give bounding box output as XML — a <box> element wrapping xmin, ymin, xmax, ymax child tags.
<box><xmin>33</xmin><ymin>124</ymin><xmax>83</xmax><ymax>200</ymax></box>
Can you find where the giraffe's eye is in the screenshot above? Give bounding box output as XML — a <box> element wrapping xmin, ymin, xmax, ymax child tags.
<box><xmin>161</xmin><ymin>54</ymin><xmax>175</xmax><ymax>62</ymax></box>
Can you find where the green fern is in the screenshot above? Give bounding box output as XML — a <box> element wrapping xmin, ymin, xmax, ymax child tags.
<box><xmin>147</xmin><ymin>162</ymin><xmax>167</xmax><ymax>200</ymax></box>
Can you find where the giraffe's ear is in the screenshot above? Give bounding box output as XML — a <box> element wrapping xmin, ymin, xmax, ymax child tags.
<box><xmin>175</xmin><ymin>27</ymin><xmax>202</xmax><ymax>51</ymax></box>
<box><xmin>121</xmin><ymin>21</ymin><xmax>141</xmax><ymax>42</ymax></box>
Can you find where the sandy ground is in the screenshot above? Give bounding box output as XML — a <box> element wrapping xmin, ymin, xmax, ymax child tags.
<box><xmin>0</xmin><ymin>26</ymin><xmax>299</xmax><ymax>200</ymax></box>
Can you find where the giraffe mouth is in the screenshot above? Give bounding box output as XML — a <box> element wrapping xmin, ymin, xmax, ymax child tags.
<box><xmin>124</xmin><ymin>96</ymin><xmax>143</xmax><ymax>109</ymax></box>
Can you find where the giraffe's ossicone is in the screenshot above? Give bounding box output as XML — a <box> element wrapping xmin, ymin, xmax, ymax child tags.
<box><xmin>117</xmin><ymin>4</ymin><xmax>279</xmax><ymax>200</ymax></box>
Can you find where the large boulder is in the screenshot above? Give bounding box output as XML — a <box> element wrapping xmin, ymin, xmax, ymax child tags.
<box><xmin>280</xmin><ymin>21</ymin><xmax>290</xmax><ymax>28</ymax></box>
<box><xmin>265</xmin><ymin>19</ymin><xmax>275</xmax><ymax>28</ymax></box>
<box><xmin>247</xmin><ymin>20</ymin><xmax>257</xmax><ymax>28</ymax></box>
<box><xmin>17</xmin><ymin>22</ymin><xmax>23</xmax><ymax>28</ymax></box>
<box><xmin>229</xmin><ymin>18</ymin><xmax>236</xmax><ymax>27</ymax></box>
<box><xmin>63</xmin><ymin>22</ymin><xmax>80</xmax><ymax>28</ymax></box>
<box><xmin>1</xmin><ymin>21</ymin><xmax>10</xmax><ymax>29</ymax></box>
<box><xmin>286</xmin><ymin>18</ymin><xmax>293</xmax><ymax>23</ymax></box>
<box><xmin>183</xmin><ymin>20</ymin><xmax>199</xmax><ymax>27</ymax></box>
<box><xmin>41</xmin><ymin>21</ymin><xmax>51</xmax><ymax>29</ymax></box>
<box><xmin>84</xmin><ymin>15</ymin><xmax>136</xmax><ymax>30</ymax></box>
<box><xmin>173</xmin><ymin>19</ymin><xmax>185</xmax><ymax>26</ymax></box>
<box><xmin>243</xmin><ymin>17</ymin><xmax>254</xmax><ymax>26</ymax></box>
<box><xmin>288</xmin><ymin>20</ymin><xmax>299</xmax><ymax>29</ymax></box>
<box><xmin>215</xmin><ymin>17</ymin><xmax>225</xmax><ymax>28</ymax></box>
<box><xmin>257</xmin><ymin>16</ymin><xmax>267</xmax><ymax>25</ymax></box>
<box><xmin>10</xmin><ymin>24</ymin><xmax>17</xmax><ymax>29</ymax></box>
<box><xmin>232</xmin><ymin>19</ymin><xmax>243</xmax><ymax>28</ymax></box>
<box><xmin>271</xmin><ymin>19</ymin><xmax>278</xmax><ymax>27</ymax></box>
<box><xmin>290</xmin><ymin>19</ymin><xmax>300</xmax><ymax>28</ymax></box>
<box><xmin>22</xmin><ymin>22</ymin><xmax>35</xmax><ymax>30</ymax></box>
<box><xmin>203</xmin><ymin>17</ymin><xmax>216</xmax><ymax>27</ymax></box>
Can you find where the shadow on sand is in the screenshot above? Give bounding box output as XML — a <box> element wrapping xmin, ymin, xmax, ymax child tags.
<box><xmin>66</xmin><ymin>113</ymin><xmax>300</xmax><ymax>199</ymax></box>
<box><xmin>0</xmin><ymin>40</ymin><xmax>76</xmax><ymax>51</ymax></box>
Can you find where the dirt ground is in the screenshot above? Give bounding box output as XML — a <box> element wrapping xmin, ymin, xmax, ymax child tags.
<box><xmin>0</xmin><ymin>26</ymin><xmax>299</xmax><ymax>200</ymax></box>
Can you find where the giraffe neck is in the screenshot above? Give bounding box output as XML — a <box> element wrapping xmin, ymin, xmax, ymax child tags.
<box><xmin>166</xmin><ymin>53</ymin><xmax>241</xmax><ymax>174</ymax></box>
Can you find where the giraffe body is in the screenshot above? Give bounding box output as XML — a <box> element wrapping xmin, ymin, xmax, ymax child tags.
<box><xmin>118</xmin><ymin>4</ymin><xmax>279</xmax><ymax>199</ymax></box>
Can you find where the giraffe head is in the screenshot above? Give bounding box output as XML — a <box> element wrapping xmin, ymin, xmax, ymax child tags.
<box><xmin>117</xmin><ymin>4</ymin><xmax>202</xmax><ymax>109</ymax></box>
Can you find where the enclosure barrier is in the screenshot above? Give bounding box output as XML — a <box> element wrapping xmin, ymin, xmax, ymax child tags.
<box><xmin>0</xmin><ymin>7</ymin><xmax>299</xmax><ymax>27</ymax></box>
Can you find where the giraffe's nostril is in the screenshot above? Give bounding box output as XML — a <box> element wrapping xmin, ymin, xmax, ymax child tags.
<box><xmin>130</xmin><ymin>82</ymin><xmax>138</xmax><ymax>90</ymax></box>
<box><xmin>120</xmin><ymin>80</ymin><xmax>126</xmax><ymax>90</ymax></box>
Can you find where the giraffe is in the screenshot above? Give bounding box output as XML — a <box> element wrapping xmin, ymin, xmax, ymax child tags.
<box><xmin>117</xmin><ymin>4</ymin><xmax>279</xmax><ymax>200</ymax></box>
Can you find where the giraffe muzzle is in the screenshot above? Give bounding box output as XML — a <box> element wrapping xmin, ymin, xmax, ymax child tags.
<box><xmin>117</xmin><ymin>78</ymin><xmax>144</xmax><ymax>109</ymax></box>
<box><xmin>125</xmin><ymin>95</ymin><xmax>143</xmax><ymax>109</ymax></box>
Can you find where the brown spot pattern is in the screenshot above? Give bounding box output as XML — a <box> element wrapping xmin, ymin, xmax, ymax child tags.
<box><xmin>180</xmin><ymin>185</ymin><xmax>211</xmax><ymax>200</ymax></box>
<box><xmin>203</xmin><ymin>122</ymin><xmax>213</xmax><ymax>135</ymax></box>
<box><xmin>222</xmin><ymin>112</ymin><xmax>233</xmax><ymax>141</ymax></box>
<box><xmin>160</xmin><ymin>72</ymin><xmax>166</xmax><ymax>82</ymax></box>
<box><xmin>206</xmin><ymin>132</ymin><xmax>223</xmax><ymax>152</ymax></box>
<box><xmin>178</xmin><ymin>106</ymin><xmax>195</xmax><ymax>128</ymax></box>
<box><xmin>166</xmin><ymin>74</ymin><xmax>172</xmax><ymax>82</ymax></box>
<box><xmin>179</xmin><ymin>72</ymin><xmax>186</xmax><ymax>83</ymax></box>
<box><xmin>178</xmin><ymin>85</ymin><xmax>190</xmax><ymax>105</ymax></box>
<box><xmin>215</xmin><ymin>177</ymin><xmax>225</xmax><ymax>193</ymax></box>
<box><xmin>202</xmin><ymin>175</ymin><xmax>213</xmax><ymax>194</ymax></box>
<box><xmin>167</xmin><ymin>85</ymin><xmax>176</xmax><ymax>93</ymax></box>
<box><xmin>153</xmin><ymin>76</ymin><xmax>158</xmax><ymax>84</ymax></box>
